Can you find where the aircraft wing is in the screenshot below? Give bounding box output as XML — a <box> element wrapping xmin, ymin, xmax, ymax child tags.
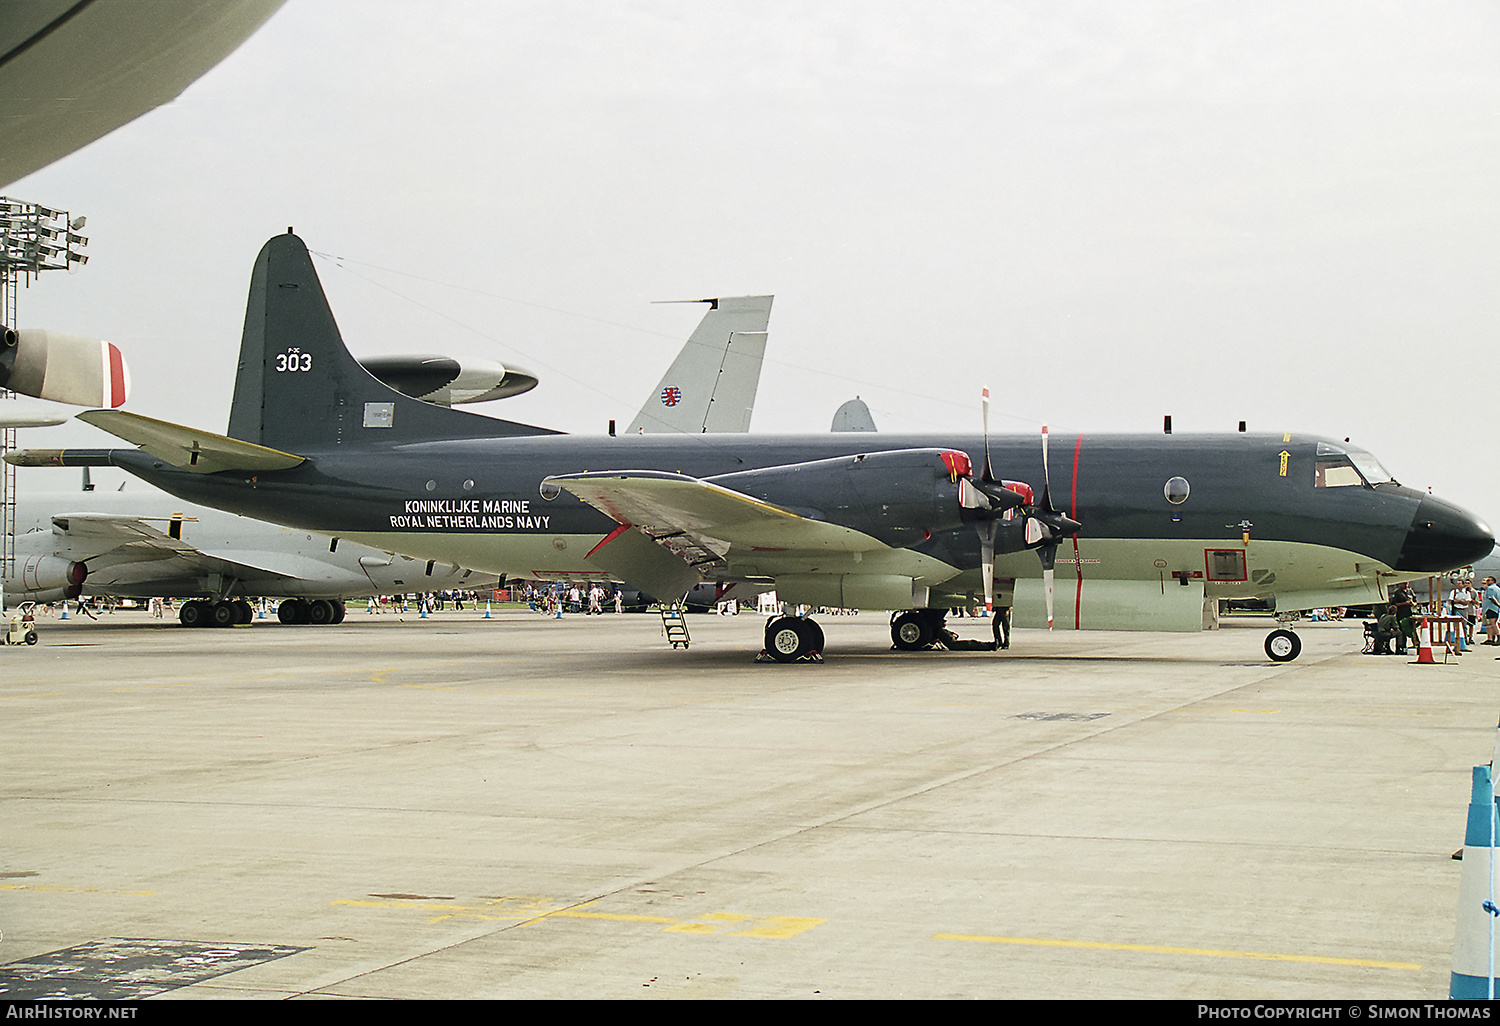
<box><xmin>48</xmin><ymin>513</ymin><xmax>201</xmax><ymax>562</ymax></box>
<box><xmin>48</xmin><ymin>513</ymin><xmax>336</xmax><ymax>586</ymax></box>
<box><xmin>544</xmin><ymin>469</ymin><xmax>952</xmax><ymax>600</ymax></box>
<box><xmin>76</xmin><ymin>410</ymin><xmax>305</xmax><ymax>474</ymax></box>
<box><xmin>548</xmin><ymin>470</ymin><xmax>888</xmax><ymax>556</ymax></box>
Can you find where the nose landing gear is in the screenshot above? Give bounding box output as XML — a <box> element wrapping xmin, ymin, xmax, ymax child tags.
<box><xmin>1265</xmin><ymin>628</ymin><xmax>1301</xmax><ymax>662</ymax></box>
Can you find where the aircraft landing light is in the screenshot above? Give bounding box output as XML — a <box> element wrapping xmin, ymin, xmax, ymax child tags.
<box><xmin>932</xmin><ymin>933</ymin><xmax>1420</xmax><ymax>971</ymax></box>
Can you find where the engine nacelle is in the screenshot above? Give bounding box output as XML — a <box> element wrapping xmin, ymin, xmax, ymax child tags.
<box><xmin>0</xmin><ymin>326</ymin><xmax>129</xmax><ymax>408</ymax></box>
<box><xmin>7</xmin><ymin>556</ymin><xmax>87</xmax><ymax>602</ymax></box>
<box><xmin>706</xmin><ymin>448</ymin><xmax>971</xmax><ymax>547</ymax></box>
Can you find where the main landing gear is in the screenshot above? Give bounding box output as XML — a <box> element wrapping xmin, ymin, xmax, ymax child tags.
<box><xmin>277</xmin><ymin>599</ymin><xmax>347</xmax><ymax>626</ymax></box>
<box><xmin>178</xmin><ymin>599</ymin><xmax>254</xmax><ymax>628</ymax></box>
<box><xmin>763</xmin><ymin>615</ymin><xmax>825</xmax><ymax>662</ymax></box>
<box><xmin>761</xmin><ymin>608</ymin><xmax>1009</xmax><ymax>662</ymax></box>
<box><xmin>891</xmin><ymin>609</ymin><xmax>1007</xmax><ymax>652</ymax></box>
<box><xmin>176</xmin><ymin>598</ymin><xmax>348</xmax><ymax>627</ymax></box>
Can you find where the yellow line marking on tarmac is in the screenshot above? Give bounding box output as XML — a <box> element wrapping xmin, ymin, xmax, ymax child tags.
<box><xmin>0</xmin><ymin>692</ymin><xmax>64</xmax><ymax>699</ymax></box>
<box><xmin>933</xmin><ymin>933</ymin><xmax>1420</xmax><ymax>970</ymax></box>
<box><xmin>111</xmin><ymin>681</ymin><xmax>198</xmax><ymax>691</ymax></box>
<box><xmin>470</xmin><ymin>690</ymin><xmax>598</xmax><ymax>697</ymax></box>
<box><xmin>0</xmin><ymin>883</ymin><xmax>158</xmax><ymax>896</ymax></box>
<box><xmin>335</xmin><ymin>896</ymin><xmax>823</xmax><ymax>936</ymax></box>
<box><xmin>555</xmin><ymin>910</ymin><xmax>677</xmax><ymax>923</ymax></box>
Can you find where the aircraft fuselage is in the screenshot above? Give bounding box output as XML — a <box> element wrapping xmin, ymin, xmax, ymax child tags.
<box><xmin>105</xmin><ymin>428</ymin><xmax>1487</xmax><ymax>616</ymax></box>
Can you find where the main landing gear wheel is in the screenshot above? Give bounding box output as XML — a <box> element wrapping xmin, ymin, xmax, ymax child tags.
<box><xmin>277</xmin><ymin>599</ymin><xmax>347</xmax><ymax>626</ymax></box>
<box><xmin>1265</xmin><ymin>629</ymin><xmax>1302</xmax><ymax>662</ymax></box>
<box><xmin>765</xmin><ymin>616</ymin><xmax>821</xmax><ymax>662</ymax></box>
<box><xmin>179</xmin><ymin>600</ymin><xmax>209</xmax><ymax>628</ymax></box>
<box><xmin>891</xmin><ymin>610</ymin><xmax>941</xmax><ymax>651</ymax></box>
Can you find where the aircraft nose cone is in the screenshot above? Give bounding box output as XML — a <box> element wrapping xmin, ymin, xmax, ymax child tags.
<box><xmin>1394</xmin><ymin>496</ymin><xmax>1494</xmax><ymax>572</ymax></box>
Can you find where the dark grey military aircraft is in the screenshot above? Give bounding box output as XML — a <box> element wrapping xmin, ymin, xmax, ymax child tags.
<box><xmin>12</xmin><ymin>232</ymin><xmax>1493</xmax><ymax>662</ymax></box>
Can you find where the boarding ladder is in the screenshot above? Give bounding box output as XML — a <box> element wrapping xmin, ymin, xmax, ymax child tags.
<box><xmin>660</xmin><ymin>602</ymin><xmax>690</xmax><ymax>650</ymax></box>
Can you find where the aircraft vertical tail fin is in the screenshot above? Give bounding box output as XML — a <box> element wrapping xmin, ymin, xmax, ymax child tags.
<box><xmin>227</xmin><ymin>231</ymin><xmax>556</xmax><ymax>450</ymax></box>
<box><xmin>831</xmin><ymin>397</ymin><xmax>878</xmax><ymax>432</ymax></box>
<box><xmin>625</xmin><ymin>295</ymin><xmax>772</xmax><ymax>434</ymax></box>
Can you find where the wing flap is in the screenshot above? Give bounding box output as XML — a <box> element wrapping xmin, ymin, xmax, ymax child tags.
<box><xmin>547</xmin><ymin>471</ymin><xmax>887</xmax><ymax>555</ymax></box>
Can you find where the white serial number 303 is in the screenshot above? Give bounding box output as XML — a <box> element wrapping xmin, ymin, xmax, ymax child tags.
<box><xmin>276</xmin><ymin>349</ymin><xmax>312</xmax><ymax>372</ymax></box>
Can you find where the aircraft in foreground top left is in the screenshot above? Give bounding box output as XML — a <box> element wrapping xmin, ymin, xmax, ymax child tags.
<box><xmin>0</xmin><ymin>0</ymin><xmax>287</xmax><ymax>188</ymax></box>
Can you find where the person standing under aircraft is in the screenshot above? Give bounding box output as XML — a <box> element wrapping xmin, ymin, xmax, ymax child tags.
<box><xmin>1450</xmin><ymin>576</ymin><xmax>1477</xmax><ymax>644</ymax></box>
<box><xmin>1390</xmin><ymin>582</ymin><xmax>1418</xmax><ymax>655</ymax></box>
<box><xmin>1483</xmin><ymin>577</ymin><xmax>1500</xmax><ymax>645</ymax></box>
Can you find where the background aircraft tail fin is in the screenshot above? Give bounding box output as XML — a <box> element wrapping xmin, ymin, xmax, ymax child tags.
<box><xmin>227</xmin><ymin>231</ymin><xmax>557</xmax><ymax>450</ymax></box>
<box><xmin>626</xmin><ymin>296</ymin><xmax>772</xmax><ymax>434</ymax></box>
<box><xmin>830</xmin><ymin>397</ymin><xmax>878</xmax><ymax>432</ymax></box>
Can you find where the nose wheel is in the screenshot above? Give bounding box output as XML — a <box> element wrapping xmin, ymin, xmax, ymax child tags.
<box><xmin>1265</xmin><ymin>628</ymin><xmax>1301</xmax><ymax>662</ymax></box>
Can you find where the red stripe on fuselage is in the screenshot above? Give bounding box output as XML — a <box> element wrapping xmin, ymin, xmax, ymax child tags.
<box><xmin>1072</xmin><ymin>433</ymin><xmax>1083</xmax><ymax>630</ymax></box>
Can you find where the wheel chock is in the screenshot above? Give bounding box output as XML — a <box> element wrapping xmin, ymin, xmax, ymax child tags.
<box><xmin>755</xmin><ymin>649</ymin><xmax>824</xmax><ymax>664</ymax></box>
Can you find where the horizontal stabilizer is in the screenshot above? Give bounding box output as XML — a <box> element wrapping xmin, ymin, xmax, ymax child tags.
<box><xmin>77</xmin><ymin>410</ymin><xmax>305</xmax><ymax>474</ymax></box>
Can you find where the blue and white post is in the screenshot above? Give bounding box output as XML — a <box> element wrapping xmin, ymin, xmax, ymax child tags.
<box><xmin>1451</xmin><ymin>734</ymin><xmax>1500</xmax><ymax>998</ymax></box>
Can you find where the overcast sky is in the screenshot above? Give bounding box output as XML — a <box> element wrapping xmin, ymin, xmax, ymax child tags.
<box><xmin>10</xmin><ymin>0</ymin><xmax>1500</xmax><ymax>522</ymax></box>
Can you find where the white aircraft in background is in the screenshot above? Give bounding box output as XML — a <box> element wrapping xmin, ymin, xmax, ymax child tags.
<box><xmin>7</xmin><ymin>478</ymin><xmax>496</xmax><ymax>626</ymax></box>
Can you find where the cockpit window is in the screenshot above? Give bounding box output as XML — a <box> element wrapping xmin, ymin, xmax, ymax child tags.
<box><xmin>1347</xmin><ymin>449</ymin><xmax>1394</xmax><ymax>485</ymax></box>
<box><xmin>1313</xmin><ymin>442</ymin><xmax>1396</xmax><ymax>489</ymax></box>
<box><xmin>1315</xmin><ymin>456</ymin><xmax>1364</xmax><ymax>488</ymax></box>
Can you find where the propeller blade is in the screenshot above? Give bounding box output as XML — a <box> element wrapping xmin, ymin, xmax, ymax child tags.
<box><xmin>1039</xmin><ymin>540</ymin><xmax>1059</xmax><ymax>630</ymax></box>
<box><xmin>982</xmin><ymin>386</ymin><xmax>994</xmax><ymax>482</ymax></box>
<box><xmin>1041</xmin><ymin>423</ymin><xmax>1051</xmax><ymax>494</ymax></box>
<box><xmin>1044</xmin><ymin>566</ymin><xmax>1055</xmax><ymax>630</ymax></box>
<box><xmin>978</xmin><ymin>521</ymin><xmax>997</xmax><ymax>614</ymax></box>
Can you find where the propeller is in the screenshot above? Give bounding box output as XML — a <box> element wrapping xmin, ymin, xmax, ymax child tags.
<box><xmin>1032</xmin><ymin>423</ymin><xmax>1083</xmax><ymax>629</ymax></box>
<box><xmin>956</xmin><ymin>390</ymin><xmax>1082</xmax><ymax>628</ymax></box>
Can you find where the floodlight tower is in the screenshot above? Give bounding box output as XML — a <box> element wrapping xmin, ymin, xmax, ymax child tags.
<box><xmin>0</xmin><ymin>198</ymin><xmax>88</xmax><ymax>606</ymax></box>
